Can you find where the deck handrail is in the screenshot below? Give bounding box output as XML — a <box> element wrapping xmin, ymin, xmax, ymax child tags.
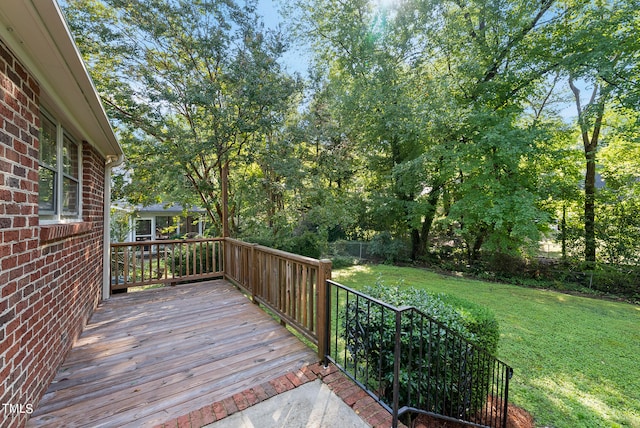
<box><xmin>110</xmin><ymin>238</ymin><xmax>224</xmax><ymax>290</ymax></box>
<box><xmin>223</xmin><ymin>238</ymin><xmax>332</xmax><ymax>359</ymax></box>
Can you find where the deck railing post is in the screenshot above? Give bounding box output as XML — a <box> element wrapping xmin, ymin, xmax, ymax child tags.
<box><xmin>250</xmin><ymin>243</ymin><xmax>258</xmax><ymax>303</ymax></box>
<box><xmin>316</xmin><ymin>259</ymin><xmax>332</xmax><ymax>362</ymax></box>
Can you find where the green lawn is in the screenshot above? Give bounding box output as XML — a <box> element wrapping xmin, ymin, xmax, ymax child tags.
<box><xmin>333</xmin><ymin>264</ymin><xmax>640</xmax><ymax>428</ymax></box>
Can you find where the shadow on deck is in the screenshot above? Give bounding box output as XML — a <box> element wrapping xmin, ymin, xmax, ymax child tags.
<box><xmin>28</xmin><ymin>280</ymin><xmax>318</xmax><ymax>428</ymax></box>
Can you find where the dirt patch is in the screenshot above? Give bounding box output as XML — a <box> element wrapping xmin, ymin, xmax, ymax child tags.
<box><xmin>411</xmin><ymin>397</ymin><xmax>534</xmax><ymax>428</ymax></box>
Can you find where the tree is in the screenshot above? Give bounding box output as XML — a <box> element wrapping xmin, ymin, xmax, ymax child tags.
<box><xmin>552</xmin><ymin>0</ymin><xmax>640</xmax><ymax>262</ymax></box>
<box><xmin>290</xmin><ymin>0</ymin><xmax>565</xmax><ymax>262</ymax></box>
<box><xmin>287</xmin><ymin>0</ymin><xmax>459</xmax><ymax>259</ymax></box>
<box><xmin>597</xmin><ymin>109</ymin><xmax>640</xmax><ymax>264</ymax></box>
<box><xmin>64</xmin><ymin>0</ymin><xmax>301</xmax><ymax>236</ymax></box>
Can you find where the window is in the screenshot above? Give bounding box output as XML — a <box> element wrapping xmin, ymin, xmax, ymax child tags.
<box><xmin>180</xmin><ymin>215</ymin><xmax>202</xmax><ymax>237</ymax></box>
<box><xmin>38</xmin><ymin>111</ymin><xmax>81</xmax><ymax>221</ymax></box>
<box><xmin>155</xmin><ymin>216</ymin><xmax>176</xmax><ymax>239</ymax></box>
<box><xmin>135</xmin><ymin>219</ymin><xmax>152</xmax><ymax>241</ymax></box>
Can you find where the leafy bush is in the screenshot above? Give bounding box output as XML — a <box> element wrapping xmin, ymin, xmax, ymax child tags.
<box><xmin>343</xmin><ymin>279</ymin><xmax>500</xmax><ymax>419</ymax></box>
<box><xmin>435</xmin><ymin>294</ymin><xmax>500</xmax><ymax>353</ymax></box>
<box><xmin>285</xmin><ymin>231</ymin><xmax>322</xmax><ymax>258</ymax></box>
<box><xmin>331</xmin><ymin>255</ymin><xmax>357</xmax><ymax>269</ymax></box>
<box><xmin>243</xmin><ymin>231</ymin><xmax>323</xmax><ymax>259</ymax></box>
<box><xmin>586</xmin><ymin>264</ymin><xmax>640</xmax><ymax>299</ymax></box>
<box><xmin>368</xmin><ymin>232</ymin><xmax>409</xmax><ymax>263</ymax></box>
<box><xmin>359</xmin><ymin>280</ymin><xmax>500</xmax><ymax>354</ymax></box>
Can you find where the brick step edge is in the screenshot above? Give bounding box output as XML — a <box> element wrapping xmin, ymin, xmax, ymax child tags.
<box><xmin>153</xmin><ymin>362</ymin><xmax>401</xmax><ymax>428</ymax></box>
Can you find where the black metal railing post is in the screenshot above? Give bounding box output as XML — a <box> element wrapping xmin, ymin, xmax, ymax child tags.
<box><xmin>391</xmin><ymin>309</ymin><xmax>403</xmax><ymax>428</ymax></box>
<box><xmin>502</xmin><ymin>367</ymin><xmax>513</xmax><ymax>428</ymax></box>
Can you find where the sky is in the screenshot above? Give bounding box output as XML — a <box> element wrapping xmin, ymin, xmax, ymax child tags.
<box><xmin>256</xmin><ymin>0</ymin><xmax>312</xmax><ymax>76</ymax></box>
<box><xmin>256</xmin><ymin>0</ymin><xmax>281</xmax><ymax>28</ymax></box>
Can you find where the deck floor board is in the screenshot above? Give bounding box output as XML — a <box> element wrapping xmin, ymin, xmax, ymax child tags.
<box><xmin>28</xmin><ymin>280</ymin><xmax>317</xmax><ymax>428</ymax></box>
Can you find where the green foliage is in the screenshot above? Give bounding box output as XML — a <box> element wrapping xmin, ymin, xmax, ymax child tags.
<box><xmin>335</xmin><ymin>264</ymin><xmax>640</xmax><ymax>428</ymax></box>
<box><xmin>284</xmin><ymin>231</ymin><xmax>323</xmax><ymax>259</ymax></box>
<box><xmin>592</xmin><ymin>267</ymin><xmax>640</xmax><ymax>299</ymax></box>
<box><xmin>596</xmin><ymin>109</ymin><xmax>640</xmax><ymax>265</ymax></box>
<box><xmin>343</xmin><ymin>277</ymin><xmax>500</xmax><ymax>418</ymax></box>
<box><xmin>66</xmin><ymin>0</ymin><xmax>640</xmax><ymax>273</ymax></box>
<box><xmin>64</xmin><ymin>0</ymin><xmax>301</xmax><ymax>233</ymax></box>
<box><xmin>435</xmin><ymin>294</ymin><xmax>501</xmax><ymax>354</ymax></box>
<box><xmin>368</xmin><ymin>232</ymin><xmax>409</xmax><ymax>263</ymax></box>
<box><xmin>242</xmin><ymin>230</ymin><xmax>324</xmax><ymax>259</ymax></box>
<box><xmin>329</xmin><ymin>255</ymin><xmax>357</xmax><ymax>269</ymax></box>
<box><xmin>362</xmin><ymin>280</ymin><xmax>500</xmax><ymax>354</ymax></box>
<box><xmin>110</xmin><ymin>208</ymin><xmax>132</xmax><ymax>242</ymax></box>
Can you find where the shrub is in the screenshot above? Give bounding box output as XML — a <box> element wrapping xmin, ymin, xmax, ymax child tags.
<box><xmin>436</xmin><ymin>294</ymin><xmax>500</xmax><ymax>353</ymax></box>
<box><xmin>343</xmin><ymin>279</ymin><xmax>500</xmax><ymax>419</ymax></box>
<box><xmin>242</xmin><ymin>232</ymin><xmax>323</xmax><ymax>259</ymax></box>
<box><xmin>331</xmin><ymin>255</ymin><xmax>357</xmax><ymax>269</ymax></box>
<box><xmin>284</xmin><ymin>231</ymin><xmax>322</xmax><ymax>258</ymax></box>
<box><xmin>368</xmin><ymin>232</ymin><xmax>409</xmax><ymax>263</ymax></box>
<box><xmin>587</xmin><ymin>264</ymin><xmax>640</xmax><ymax>299</ymax></box>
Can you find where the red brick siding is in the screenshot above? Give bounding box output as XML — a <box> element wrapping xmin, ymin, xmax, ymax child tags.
<box><xmin>0</xmin><ymin>39</ymin><xmax>106</xmax><ymax>428</ymax></box>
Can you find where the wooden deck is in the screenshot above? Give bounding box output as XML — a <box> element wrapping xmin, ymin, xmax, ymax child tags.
<box><xmin>28</xmin><ymin>280</ymin><xmax>318</xmax><ymax>428</ymax></box>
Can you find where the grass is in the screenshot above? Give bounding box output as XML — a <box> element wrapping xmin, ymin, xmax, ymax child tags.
<box><xmin>333</xmin><ymin>264</ymin><xmax>640</xmax><ymax>428</ymax></box>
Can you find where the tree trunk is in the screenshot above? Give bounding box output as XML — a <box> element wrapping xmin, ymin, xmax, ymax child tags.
<box><xmin>472</xmin><ymin>231</ymin><xmax>485</xmax><ymax>262</ymax></box>
<box><xmin>412</xmin><ymin>187</ymin><xmax>442</xmax><ymax>260</ymax></box>
<box><xmin>561</xmin><ymin>203</ymin><xmax>567</xmax><ymax>261</ymax></box>
<box><xmin>411</xmin><ymin>228</ymin><xmax>421</xmax><ymax>260</ymax></box>
<box><xmin>569</xmin><ymin>78</ymin><xmax>606</xmax><ymax>264</ymax></box>
<box><xmin>221</xmin><ymin>161</ymin><xmax>230</xmax><ymax>238</ymax></box>
<box><xmin>584</xmin><ymin>147</ymin><xmax>597</xmax><ymax>263</ymax></box>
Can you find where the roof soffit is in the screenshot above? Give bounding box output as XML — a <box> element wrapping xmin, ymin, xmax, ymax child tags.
<box><xmin>0</xmin><ymin>0</ymin><xmax>122</xmax><ymax>158</ymax></box>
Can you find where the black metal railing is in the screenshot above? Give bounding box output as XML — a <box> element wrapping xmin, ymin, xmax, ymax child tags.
<box><xmin>324</xmin><ymin>280</ymin><xmax>513</xmax><ymax>428</ymax></box>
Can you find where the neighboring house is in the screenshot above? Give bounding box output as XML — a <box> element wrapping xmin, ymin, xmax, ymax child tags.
<box><xmin>113</xmin><ymin>203</ymin><xmax>206</xmax><ymax>242</ymax></box>
<box><xmin>0</xmin><ymin>1</ymin><xmax>123</xmax><ymax>427</ymax></box>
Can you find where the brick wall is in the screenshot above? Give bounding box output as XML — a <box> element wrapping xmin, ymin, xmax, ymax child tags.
<box><xmin>0</xmin><ymin>39</ymin><xmax>106</xmax><ymax>427</ymax></box>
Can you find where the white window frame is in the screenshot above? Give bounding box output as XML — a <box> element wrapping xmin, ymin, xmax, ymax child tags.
<box><xmin>38</xmin><ymin>109</ymin><xmax>83</xmax><ymax>223</ymax></box>
<box><xmin>134</xmin><ymin>218</ymin><xmax>154</xmax><ymax>241</ymax></box>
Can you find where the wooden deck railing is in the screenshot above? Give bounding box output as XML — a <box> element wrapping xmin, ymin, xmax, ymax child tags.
<box><xmin>110</xmin><ymin>238</ymin><xmax>224</xmax><ymax>290</ymax></box>
<box><xmin>224</xmin><ymin>238</ymin><xmax>332</xmax><ymax>359</ymax></box>
<box><xmin>109</xmin><ymin>237</ymin><xmax>331</xmax><ymax>359</ymax></box>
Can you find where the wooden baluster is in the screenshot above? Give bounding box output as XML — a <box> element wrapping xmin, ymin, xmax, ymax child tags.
<box><xmin>111</xmin><ymin>246</ymin><xmax>116</xmax><ymax>289</ymax></box>
<box><xmin>163</xmin><ymin>243</ymin><xmax>168</xmax><ymax>281</ymax></box>
<box><xmin>156</xmin><ymin>243</ymin><xmax>160</xmax><ymax>281</ymax></box>
<box><xmin>187</xmin><ymin>241</ymin><xmax>190</xmax><ymax>276</ymax></box>
<box><xmin>250</xmin><ymin>243</ymin><xmax>257</xmax><ymax>302</ymax></box>
<box><xmin>133</xmin><ymin>246</ymin><xmax>138</xmax><ymax>285</ymax></box>
<box><xmin>301</xmin><ymin>265</ymin><xmax>308</xmax><ymax>329</ymax></box>
<box><xmin>123</xmin><ymin>247</ymin><xmax>130</xmax><ymax>287</ymax></box>
<box><xmin>285</xmin><ymin>260</ymin><xmax>292</xmax><ymax>318</ymax></box>
<box><xmin>170</xmin><ymin>242</ymin><xmax>176</xmax><ymax>282</ymax></box>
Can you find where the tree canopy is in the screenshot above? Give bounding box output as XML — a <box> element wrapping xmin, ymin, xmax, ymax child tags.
<box><xmin>64</xmin><ymin>0</ymin><xmax>640</xmax><ymax>266</ymax></box>
<box><xmin>65</xmin><ymin>0</ymin><xmax>301</xmax><ymax>235</ymax></box>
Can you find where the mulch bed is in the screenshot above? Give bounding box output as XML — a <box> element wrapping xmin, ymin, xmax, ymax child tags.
<box><xmin>411</xmin><ymin>396</ymin><xmax>535</xmax><ymax>428</ymax></box>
